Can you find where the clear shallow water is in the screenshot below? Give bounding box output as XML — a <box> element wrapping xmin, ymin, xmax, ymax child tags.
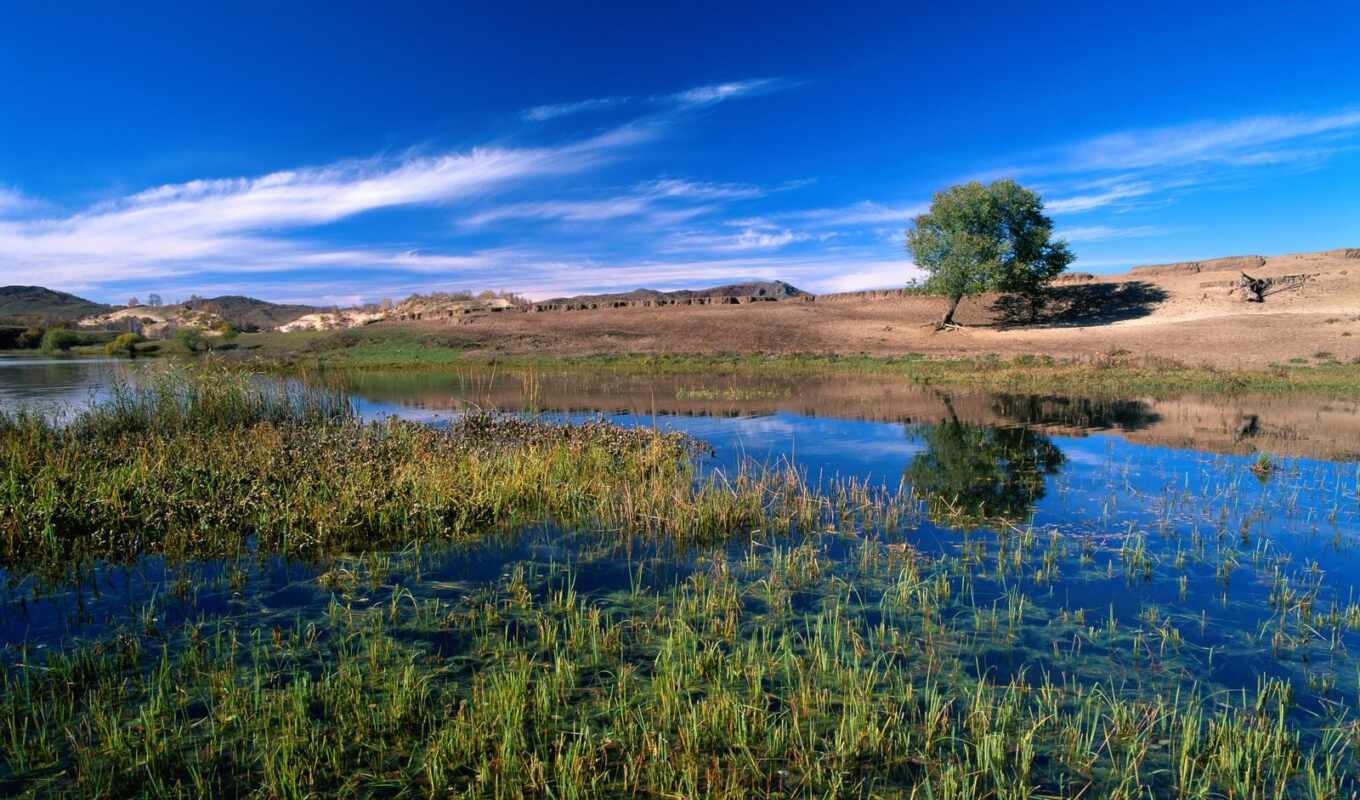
<box><xmin>3</xmin><ymin>359</ymin><xmax>1360</xmax><ymax>786</ymax></box>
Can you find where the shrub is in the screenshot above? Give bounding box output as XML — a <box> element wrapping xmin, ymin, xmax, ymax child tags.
<box><xmin>175</xmin><ymin>326</ymin><xmax>203</xmax><ymax>353</ymax></box>
<box><xmin>40</xmin><ymin>328</ymin><xmax>81</xmax><ymax>354</ymax></box>
<box><xmin>105</xmin><ymin>332</ymin><xmax>145</xmax><ymax>358</ymax></box>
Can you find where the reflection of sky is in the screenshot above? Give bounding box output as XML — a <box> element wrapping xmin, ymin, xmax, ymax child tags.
<box><xmin>356</xmin><ymin>395</ymin><xmax>929</xmax><ymax>483</ymax></box>
<box><xmin>0</xmin><ymin>357</ymin><xmax>143</xmax><ymax>417</ymax></box>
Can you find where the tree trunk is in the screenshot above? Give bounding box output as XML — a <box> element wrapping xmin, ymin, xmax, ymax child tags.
<box><xmin>940</xmin><ymin>295</ymin><xmax>962</xmax><ymax>328</ymax></box>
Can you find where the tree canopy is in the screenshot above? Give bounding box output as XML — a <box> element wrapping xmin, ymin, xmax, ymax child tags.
<box><xmin>906</xmin><ymin>180</ymin><xmax>1073</xmax><ymax>327</ymax></box>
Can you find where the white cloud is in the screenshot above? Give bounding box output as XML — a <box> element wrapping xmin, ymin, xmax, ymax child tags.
<box><xmin>522</xmin><ymin>96</ymin><xmax>629</xmax><ymax>121</ymax></box>
<box><xmin>639</xmin><ymin>178</ymin><xmax>763</xmax><ymax>200</ymax></box>
<box><xmin>1045</xmin><ymin>180</ymin><xmax>1160</xmax><ymax>214</ymax></box>
<box><xmin>664</xmin><ymin>227</ymin><xmax>808</xmax><ymax>253</ymax></box>
<box><xmin>461</xmin><ymin>178</ymin><xmax>762</xmax><ymax>228</ymax></box>
<box><xmin>1063</xmin><ymin>109</ymin><xmax>1360</xmax><ymax>172</ymax></box>
<box><xmin>0</xmin><ymin>187</ymin><xmax>36</xmax><ymax>216</ymax></box>
<box><xmin>0</xmin><ymin>126</ymin><xmax>648</xmax><ymax>287</ymax></box>
<box><xmin>668</xmin><ymin>79</ymin><xmax>783</xmax><ymax>107</ymax></box>
<box><xmin>781</xmin><ymin>201</ymin><xmax>926</xmax><ymax>228</ymax></box>
<box><xmin>1058</xmin><ymin>225</ymin><xmax>1169</xmax><ymax>243</ymax></box>
<box><xmin>802</xmin><ymin>261</ymin><xmax>923</xmax><ymax>294</ymax></box>
<box><xmin>520</xmin><ymin>77</ymin><xmax>790</xmax><ymax>123</ymax></box>
<box><xmin>463</xmin><ymin>197</ymin><xmax>655</xmax><ymax>226</ymax></box>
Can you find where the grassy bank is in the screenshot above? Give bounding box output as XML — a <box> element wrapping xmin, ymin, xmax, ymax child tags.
<box><xmin>238</xmin><ymin>326</ymin><xmax>1360</xmax><ymax>397</ymax></box>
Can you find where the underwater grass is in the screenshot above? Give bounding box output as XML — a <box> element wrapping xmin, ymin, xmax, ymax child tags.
<box><xmin>5</xmin><ymin>538</ymin><xmax>1358</xmax><ymax>798</ymax></box>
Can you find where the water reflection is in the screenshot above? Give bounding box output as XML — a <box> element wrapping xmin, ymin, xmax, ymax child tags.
<box><xmin>905</xmin><ymin>419</ymin><xmax>1065</xmax><ymax>524</ymax></box>
<box><xmin>336</xmin><ymin>368</ymin><xmax>1360</xmax><ymax>462</ymax></box>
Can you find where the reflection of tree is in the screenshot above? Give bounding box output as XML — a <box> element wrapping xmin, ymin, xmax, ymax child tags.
<box><xmin>990</xmin><ymin>394</ymin><xmax>1159</xmax><ymax>432</ymax></box>
<box><xmin>905</xmin><ymin>420</ymin><xmax>1065</xmax><ymax>525</ymax></box>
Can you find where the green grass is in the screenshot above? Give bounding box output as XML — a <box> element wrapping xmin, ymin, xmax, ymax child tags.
<box><xmin>242</xmin><ymin>325</ymin><xmax>1360</xmax><ymax>398</ymax></box>
<box><xmin>25</xmin><ymin>325</ymin><xmax>1360</xmax><ymax>397</ymax></box>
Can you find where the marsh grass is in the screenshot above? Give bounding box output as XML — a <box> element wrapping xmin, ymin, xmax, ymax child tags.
<box><xmin>0</xmin><ymin>365</ymin><xmax>912</xmax><ymax>577</ymax></box>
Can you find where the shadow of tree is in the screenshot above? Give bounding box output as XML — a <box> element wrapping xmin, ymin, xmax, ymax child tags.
<box><xmin>991</xmin><ymin>281</ymin><xmax>1169</xmax><ymax>329</ymax></box>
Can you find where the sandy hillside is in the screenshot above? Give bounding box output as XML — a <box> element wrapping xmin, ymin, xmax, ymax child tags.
<box><xmin>385</xmin><ymin>248</ymin><xmax>1360</xmax><ymax>368</ymax></box>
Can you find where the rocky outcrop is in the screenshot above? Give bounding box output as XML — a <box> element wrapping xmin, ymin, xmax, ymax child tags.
<box><xmin>389</xmin><ymin>294</ymin><xmax>519</xmax><ymax>322</ymax></box>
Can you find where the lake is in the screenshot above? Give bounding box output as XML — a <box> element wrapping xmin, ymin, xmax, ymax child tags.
<box><xmin>3</xmin><ymin>356</ymin><xmax>1359</xmax><ymax>794</ymax></box>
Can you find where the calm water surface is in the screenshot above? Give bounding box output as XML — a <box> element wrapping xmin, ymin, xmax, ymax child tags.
<box><xmin>3</xmin><ymin>358</ymin><xmax>1360</xmax><ymax>775</ymax></box>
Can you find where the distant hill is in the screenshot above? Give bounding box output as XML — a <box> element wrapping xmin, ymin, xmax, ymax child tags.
<box><xmin>544</xmin><ymin>280</ymin><xmax>807</xmax><ymax>305</ymax></box>
<box><xmin>0</xmin><ymin>285</ymin><xmax>112</xmax><ymax>324</ymax></box>
<box><xmin>80</xmin><ymin>294</ymin><xmax>324</xmax><ymax>336</ymax></box>
<box><xmin>188</xmin><ymin>296</ymin><xmax>321</xmax><ymax>330</ymax></box>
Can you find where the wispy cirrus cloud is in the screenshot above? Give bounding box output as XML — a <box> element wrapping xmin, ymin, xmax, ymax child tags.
<box><xmin>1006</xmin><ymin>108</ymin><xmax>1360</xmax><ymax>217</ymax></box>
<box><xmin>667</xmin><ymin>78</ymin><xmax>785</xmax><ymax>108</ymax></box>
<box><xmin>522</xmin><ymin>96</ymin><xmax>629</xmax><ymax>122</ymax></box>
<box><xmin>463</xmin><ymin>197</ymin><xmax>656</xmax><ymax>226</ymax></box>
<box><xmin>640</xmin><ymin>178</ymin><xmax>764</xmax><ymax>200</ymax></box>
<box><xmin>1061</xmin><ymin>109</ymin><xmax>1360</xmax><ymax>172</ymax></box>
<box><xmin>521</xmin><ymin>78</ymin><xmax>792</xmax><ymax>122</ymax></box>
<box><xmin>1044</xmin><ymin>180</ymin><xmax>1162</xmax><ymax>214</ymax></box>
<box><xmin>0</xmin><ymin>125</ymin><xmax>650</xmax><ymax>287</ymax></box>
<box><xmin>1057</xmin><ymin>224</ymin><xmax>1170</xmax><ymax>243</ymax></box>
<box><xmin>786</xmin><ymin>201</ymin><xmax>926</xmax><ymax>228</ymax></box>
<box><xmin>460</xmin><ymin>178</ymin><xmax>765</xmax><ymax>227</ymax></box>
<box><xmin>662</xmin><ymin>227</ymin><xmax>810</xmax><ymax>253</ymax></box>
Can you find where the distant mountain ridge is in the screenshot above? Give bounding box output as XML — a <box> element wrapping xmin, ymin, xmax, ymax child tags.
<box><xmin>543</xmin><ymin>280</ymin><xmax>807</xmax><ymax>305</ymax></box>
<box><xmin>0</xmin><ymin>285</ymin><xmax>112</xmax><ymax>324</ymax></box>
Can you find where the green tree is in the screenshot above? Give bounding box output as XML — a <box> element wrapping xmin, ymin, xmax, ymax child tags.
<box><xmin>905</xmin><ymin>180</ymin><xmax>1073</xmax><ymax>328</ymax></box>
<box><xmin>40</xmin><ymin>328</ymin><xmax>81</xmax><ymax>354</ymax></box>
<box><xmin>175</xmin><ymin>326</ymin><xmax>203</xmax><ymax>353</ymax></box>
<box><xmin>105</xmin><ymin>332</ymin><xmax>145</xmax><ymax>358</ymax></box>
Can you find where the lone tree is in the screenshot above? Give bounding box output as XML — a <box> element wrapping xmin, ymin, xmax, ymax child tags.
<box><xmin>906</xmin><ymin>180</ymin><xmax>1073</xmax><ymax>328</ymax></box>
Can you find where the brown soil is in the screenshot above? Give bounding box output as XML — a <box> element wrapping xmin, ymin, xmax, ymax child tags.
<box><xmin>394</xmin><ymin>248</ymin><xmax>1360</xmax><ymax>368</ymax></box>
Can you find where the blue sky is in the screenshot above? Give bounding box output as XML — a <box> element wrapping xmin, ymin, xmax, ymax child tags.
<box><xmin>1</xmin><ymin>1</ymin><xmax>1357</xmax><ymax>305</ymax></box>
